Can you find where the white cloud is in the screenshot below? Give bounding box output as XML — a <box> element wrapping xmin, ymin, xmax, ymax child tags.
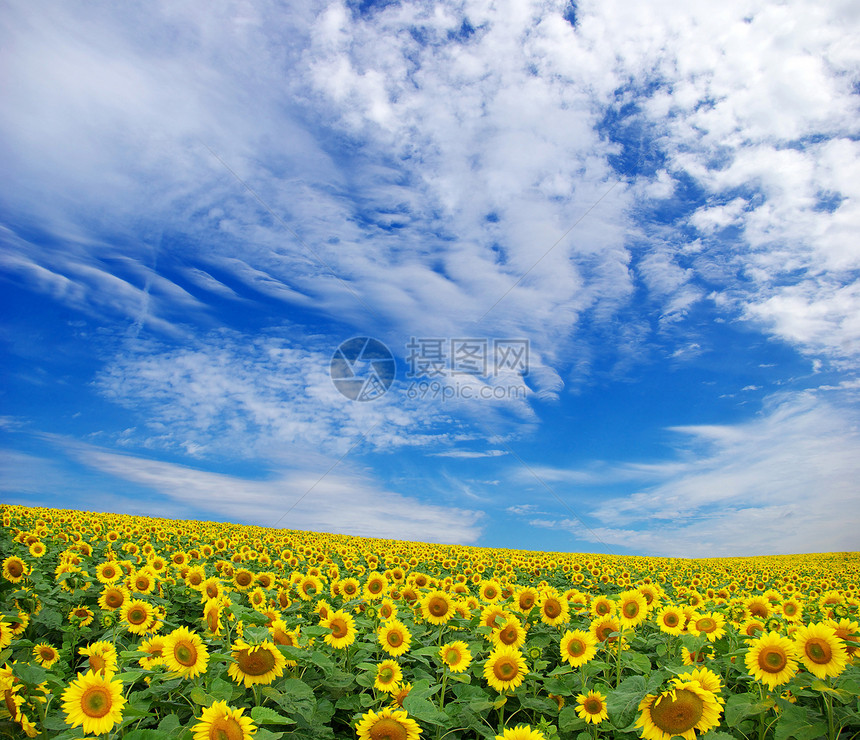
<box><xmin>539</xmin><ymin>391</ymin><xmax>860</xmax><ymax>556</ymax></box>
<box><xmin>67</xmin><ymin>442</ymin><xmax>483</xmax><ymax>543</ymax></box>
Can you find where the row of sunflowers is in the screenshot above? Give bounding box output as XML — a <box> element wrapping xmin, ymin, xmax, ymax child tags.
<box><xmin>0</xmin><ymin>504</ymin><xmax>858</xmax><ymax>739</ymax></box>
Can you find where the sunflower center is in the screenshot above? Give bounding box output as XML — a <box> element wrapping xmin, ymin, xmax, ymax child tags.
<box><xmin>379</xmin><ymin>667</ymin><xmax>395</xmax><ymax>683</ymax></box>
<box><xmin>623</xmin><ymin>602</ymin><xmax>639</xmax><ymax>618</ymax></box>
<box><xmin>649</xmin><ymin>689</ymin><xmax>704</xmax><ymax>734</ymax></box>
<box><xmin>7</xmin><ymin>561</ymin><xmax>23</xmax><ymax>577</ymax></box>
<box><xmin>544</xmin><ymin>600</ymin><xmax>562</xmax><ymax>618</ymax></box>
<box><xmin>664</xmin><ymin>613</ymin><xmax>679</xmax><ymax>627</ymax></box>
<box><xmin>445</xmin><ymin>648</ymin><xmax>460</xmax><ymax>664</ymax></box>
<box><xmin>369</xmin><ymin>581</ymin><xmax>382</xmax><ymax>593</ymax></box>
<box><xmin>388</xmin><ymin>632</ymin><xmax>403</xmax><ymax>647</ymax></box>
<box><xmin>368</xmin><ymin>717</ymin><xmax>408</xmax><ymax>740</ymax></box>
<box><xmin>81</xmin><ymin>686</ymin><xmax>112</xmax><ymax>718</ymax></box>
<box><xmin>584</xmin><ymin>698</ymin><xmax>602</xmax><ymax>714</ymax></box>
<box><xmin>595</xmin><ymin>602</ymin><xmax>610</xmax><ymax>615</ymax></box>
<box><xmin>206</xmin><ymin>584</ymin><xmax>220</xmax><ymax>599</ymax></box>
<box><xmin>40</xmin><ymin>647</ymin><xmax>56</xmax><ymax>661</ymax></box>
<box><xmin>102</xmin><ymin>566</ymin><xmax>116</xmax><ymax>579</ymax></box>
<box><xmin>697</xmin><ymin>618</ymin><xmax>716</xmax><ymax>632</ymax></box>
<box><xmin>760</xmin><ymin>647</ymin><xmax>788</xmax><ymax>673</ymax></box>
<box><xmin>175</xmin><ymin>642</ymin><xmax>198</xmax><ymax>667</ymax></box>
<box><xmin>500</xmin><ymin>626</ymin><xmax>518</xmax><ymax>645</ymax></box>
<box><xmin>236</xmin><ymin>573</ymin><xmax>253</xmax><ymax>587</ymax></box>
<box><xmin>428</xmin><ymin>597</ymin><xmax>449</xmax><ymax>617</ymax></box>
<box><xmin>88</xmin><ymin>655</ymin><xmax>107</xmax><ymax>672</ymax></box>
<box><xmin>520</xmin><ymin>595</ymin><xmax>535</xmax><ymax>609</ymax></box>
<box><xmin>330</xmin><ymin>618</ymin><xmax>348</xmax><ymax>638</ymax></box>
<box><xmin>209</xmin><ymin>716</ymin><xmax>245</xmax><ymax>740</ymax></box>
<box><xmin>486</xmin><ymin>588</ymin><xmax>497</xmax><ymax>599</ymax></box>
<box><xmin>4</xmin><ymin>689</ymin><xmax>18</xmax><ymax>718</ymax></box>
<box><xmin>493</xmin><ymin>657</ymin><xmax>518</xmax><ymax>680</ymax></box>
<box><xmin>805</xmin><ymin>638</ymin><xmax>832</xmax><ymax>664</ymax></box>
<box><xmin>784</xmin><ymin>603</ymin><xmax>797</xmax><ymax>616</ymax></box>
<box><xmin>235</xmin><ymin>647</ymin><xmax>276</xmax><ymax>676</ymax></box>
<box><xmin>128</xmin><ymin>607</ymin><xmax>147</xmax><ymax>624</ymax></box>
<box><xmin>567</xmin><ymin>639</ymin><xmax>585</xmax><ymax>657</ymax></box>
<box><xmin>106</xmin><ymin>591</ymin><xmax>124</xmax><ymax>608</ymax></box>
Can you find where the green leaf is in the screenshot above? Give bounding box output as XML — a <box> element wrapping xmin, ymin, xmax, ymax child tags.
<box><xmin>13</xmin><ymin>663</ymin><xmax>49</xmax><ymax>685</ymax></box>
<box><xmin>158</xmin><ymin>715</ymin><xmax>182</xmax><ymax>734</ymax></box>
<box><xmin>725</xmin><ymin>692</ymin><xmax>775</xmax><ymax>726</ymax></box>
<box><xmin>606</xmin><ymin>675</ymin><xmax>650</xmax><ymax>729</ymax></box>
<box><xmin>209</xmin><ymin>677</ymin><xmax>235</xmax><ymax>702</ymax></box>
<box><xmin>774</xmin><ymin>703</ymin><xmax>829</xmax><ymax>740</ymax></box>
<box><xmin>402</xmin><ymin>695</ymin><xmax>450</xmax><ymax>726</ymax></box>
<box><xmin>250</xmin><ymin>706</ymin><xmax>296</xmax><ymax>725</ymax></box>
<box><xmin>559</xmin><ymin>705</ymin><xmax>586</xmax><ymax>732</ymax></box>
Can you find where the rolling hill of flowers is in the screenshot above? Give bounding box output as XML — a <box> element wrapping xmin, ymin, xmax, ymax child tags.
<box><xmin>0</xmin><ymin>504</ymin><xmax>858</xmax><ymax>739</ymax></box>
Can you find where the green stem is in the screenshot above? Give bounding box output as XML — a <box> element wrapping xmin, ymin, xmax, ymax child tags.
<box><xmin>824</xmin><ymin>691</ymin><xmax>835</xmax><ymax>740</ymax></box>
<box><xmin>439</xmin><ymin>672</ymin><xmax>448</xmax><ymax>711</ymax></box>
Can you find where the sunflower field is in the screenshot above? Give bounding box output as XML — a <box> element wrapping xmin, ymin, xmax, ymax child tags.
<box><xmin>1</xmin><ymin>504</ymin><xmax>858</xmax><ymax>740</ymax></box>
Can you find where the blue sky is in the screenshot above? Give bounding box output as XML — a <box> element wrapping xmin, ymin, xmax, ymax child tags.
<box><xmin>2</xmin><ymin>0</ymin><xmax>859</xmax><ymax>557</ymax></box>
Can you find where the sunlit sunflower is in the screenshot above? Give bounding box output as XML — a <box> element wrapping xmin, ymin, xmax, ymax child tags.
<box><xmin>233</xmin><ymin>568</ymin><xmax>256</xmax><ymax>591</ymax></box>
<box><xmin>480</xmin><ymin>579</ymin><xmax>502</xmax><ymax>602</ymax></box>
<box><xmin>559</xmin><ymin>629</ymin><xmax>597</xmax><ymax>668</ymax></box>
<box><xmin>439</xmin><ymin>641</ymin><xmax>472</xmax><ymax>673</ymax></box>
<box><xmin>825</xmin><ymin>618</ymin><xmax>859</xmax><ymax>657</ymax></box>
<box><xmin>269</xmin><ymin>618</ymin><xmax>301</xmax><ymax>654</ymax></box>
<box><xmin>741</xmin><ymin>618</ymin><xmax>766</xmax><ymax>639</ymax></box>
<box><xmin>495</xmin><ymin>724</ymin><xmax>546</xmax><ymax>740</ymax></box>
<box><xmin>590</xmin><ymin>595</ymin><xmax>616</xmax><ymax>618</ymax></box>
<box><xmin>378</xmin><ymin>598</ymin><xmax>398</xmax><ymax>621</ymax></box>
<box><xmin>675</xmin><ymin>667</ymin><xmax>723</xmax><ymax>697</ymax></box>
<box><xmin>513</xmin><ymin>586</ymin><xmax>539</xmax><ymax>614</ymax></box>
<box><xmin>745</xmin><ymin>631</ymin><xmax>799</xmax><ymax>689</ymax></box>
<box><xmin>689</xmin><ymin>612</ymin><xmax>727</xmax><ymax>642</ymax></box>
<box><xmin>617</xmin><ymin>590</ymin><xmax>649</xmax><ymax>629</ymax></box>
<box><xmin>98</xmin><ymin>584</ymin><xmax>130</xmax><ymax>612</ymax></box>
<box><xmin>492</xmin><ymin>615</ymin><xmax>528</xmax><ymax>650</ymax></box>
<box><xmin>654</xmin><ymin>605</ymin><xmax>686</xmax><ymax>636</ymax></box>
<box><xmin>779</xmin><ymin>597</ymin><xmax>804</xmax><ymax>623</ymax></box>
<box><xmin>138</xmin><ymin>636</ymin><xmax>166</xmax><ymax>670</ymax></box>
<box><xmin>576</xmin><ymin>689</ymin><xmax>609</xmax><ymax>725</ymax></box>
<box><xmin>28</xmin><ymin>541</ymin><xmax>46</xmax><ymax>558</ymax></box>
<box><xmin>374</xmin><ymin>659</ymin><xmax>403</xmax><ymax>694</ymax></box>
<box><xmin>591</xmin><ymin>616</ymin><xmax>623</xmax><ymax>645</ymax></box>
<box><xmin>69</xmin><ymin>605</ymin><xmax>94</xmax><ymax>627</ymax></box>
<box><xmin>62</xmin><ymin>670</ymin><xmax>126</xmax><ymax>736</ymax></box>
<box><xmin>539</xmin><ymin>592</ymin><xmax>570</xmax><ymax>626</ymax></box>
<box><xmin>32</xmin><ymin>642</ymin><xmax>60</xmax><ymax>668</ymax></box>
<box><xmin>2</xmin><ymin>556</ymin><xmax>28</xmax><ymax>584</ymax></box>
<box><xmin>421</xmin><ymin>590</ymin><xmax>455</xmax><ymax>625</ymax></box>
<box><xmin>200</xmin><ymin>576</ymin><xmax>225</xmax><ymax>603</ymax></box>
<box><xmin>203</xmin><ymin>598</ymin><xmax>224</xmax><ymax>636</ymax></box>
<box><xmin>298</xmin><ymin>574</ymin><xmax>323</xmax><ymax>601</ymax></box>
<box><xmin>322</xmin><ymin>609</ymin><xmax>357</xmax><ymax>649</ymax></box>
<box><xmin>484</xmin><ymin>646</ymin><xmax>528</xmax><ymax>693</ymax></box>
<box><xmin>228</xmin><ymin>639</ymin><xmax>287</xmax><ymax>687</ymax></box>
<box><xmin>121</xmin><ymin>599</ymin><xmax>155</xmax><ymax>635</ymax></box>
<box><xmin>356</xmin><ymin>707</ymin><xmax>422</xmax><ymax>740</ymax></box>
<box><xmin>364</xmin><ymin>572</ymin><xmax>389</xmax><ymax>600</ymax></box>
<box><xmin>390</xmin><ymin>682</ymin><xmax>413</xmax><ymax>708</ymax></box>
<box><xmin>378</xmin><ymin>619</ymin><xmax>412</xmax><ymax>657</ymax></box>
<box><xmin>635</xmin><ymin>680</ymin><xmax>722</xmax><ymax>740</ymax></box>
<box><xmin>792</xmin><ymin>622</ymin><xmax>848</xmax><ymax>680</ymax></box>
<box><xmin>79</xmin><ymin>641</ymin><xmax>118</xmax><ymax>675</ymax></box>
<box><xmin>339</xmin><ymin>577</ymin><xmax>361</xmax><ymax>600</ymax></box>
<box><xmin>162</xmin><ymin>626</ymin><xmax>209</xmax><ymax>678</ymax></box>
<box><xmin>191</xmin><ymin>700</ymin><xmax>257</xmax><ymax>740</ymax></box>
<box><xmin>95</xmin><ymin>561</ymin><xmax>122</xmax><ymax>584</ymax></box>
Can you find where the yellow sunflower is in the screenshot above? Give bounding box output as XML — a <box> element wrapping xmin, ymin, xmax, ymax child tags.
<box><xmin>745</xmin><ymin>631</ymin><xmax>799</xmax><ymax>689</ymax></box>
<box><xmin>61</xmin><ymin>670</ymin><xmax>126</xmax><ymax>736</ymax></box>
<box><xmin>575</xmin><ymin>689</ymin><xmax>609</xmax><ymax>725</ymax></box>
<box><xmin>689</xmin><ymin>612</ymin><xmax>726</xmax><ymax>642</ymax></box>
<box><xmin>675</xmin><ymin>666</ymin><xmax>723</xmax><ymax>697</ymax></box>
<box><xmin>378</xmin><ymin>619</ymin><xmax>412</xmax><ymax>657</ymax></box>
<box><xmin>79</xmin><ymin>641</ymin><xmax>118</xmax><ymax>675</ymax></box>
<box><xmin>591</xmin><ymin>616</ymin><xmax>623</xmax><ymax>646</ymax></box>
<box><xmin>559</xmin><ymin>629</ymin><xmax>597</xmax><ymax>668</ymax></box>
<box><xmin>364</xmin><ymin>572</ymin><xmax>389</xmax><ymax>600</ymax></box>
<box><xmin>69</xmin><ymin>605</ymin><xmax>94</xmax><ymax>627</ymax></box>
<box><xmin>32</xmin><ymin>642</ymin><xmax>60</xmax><ymax>668</ymax></box>
<box><xmin>98</xmin><ymin>584</ymin><xmax>130</xmax><ymax>612</ymax></box>
<box><xmin>378</xmin><ymin>598</ymin><xmax>398</xmax><ymax>621</ymax></box>
<box><xmin>191</xmin><ymin>700</ymin><xmax>257</xmax><ymax>740</ymax></box>
<box><xmin>495</xmin><ymin>725</ymin><xmax>546</xmax><ymax>740</ymax></box>
<box><xmin>227</xmin><ymin>639</ymin><xmax>287</xmax><ymax>687</ymax></box>
<box><xmin>635</xmin><ymin>680</ymin><xmax>722</xmax><ymax>740</ymax></box>
<box><xmin>121</xmin><ymin>599</ymin><xmax>155</xmax><ymax>635</ymax></box>
<box><xmin>162</xmin><ymin>626</ymin><xmax>209</xmax><ymax>678</ymax></box>
<box><xmin>792</xmin><ymin>622</ymin><xmax>848</xmax><ymax>680</ymax></box>
<box><xmin>492</xmin><ymin>615</ymin><xmax>527</xmax><ymax>650</ymax></box>
<box><xmin>654</xmin><ymin>605</ymin><xmax>686</xmax><ymax>636</ymax></box>
<box><xmin>617</xmin><ymin>590</ymin><xmax>649</xmax><ymax>629</ymax></box>
<box><xmin>356</xmin><ymin>707</ymin><xmax>422</xmax><ymax>740</ymax></box>
<box><xmin>439</xmin><ymin>641</ymin><xmax>472</xmax><ymax>673</ymax></box>
<box><xmin>420</xmin><ymin>590</ymin><xmax>455</xmax><ymax>625</ymax></box>
<box><xmin>589</xmin><ymin>595</ymin><xmax>616</xmax><ymax>618</ymax></box>
<box><xmin>95</xmin><ymin>561</ymin><xmax>122</xmax><ymax>584</ymax></box>
<box><xmin>483</xmin><ymin>646</ymin><xmax>528</xmax><ymax>693</ymax></box>
<box><xmin>513</xmin><ymin>587</ymin><xmax>539</xmax><ymax>614</ymax></box>
<box><xmin>138</xmin><ymin>636</ymin><xmax>166</xmax><ymax>669</ymax></box>
<box><xmin>322</xmin><ymin>609</ymin><xmax>357</xmax><ymax>649</ymax></box>
<box><xmin>539</xmin><ymin>592</ymin><xmax>570</xmax><ymax>626</ymax></box>
<box><xmin>2</xmin><ymin>556</ymin><xmax>28</xmax><ymax>584</ymax></box>
<box><xmin>374</xmin><ymin>659</ymin><xmax>403</xmax><ymax>694</ymax></box>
